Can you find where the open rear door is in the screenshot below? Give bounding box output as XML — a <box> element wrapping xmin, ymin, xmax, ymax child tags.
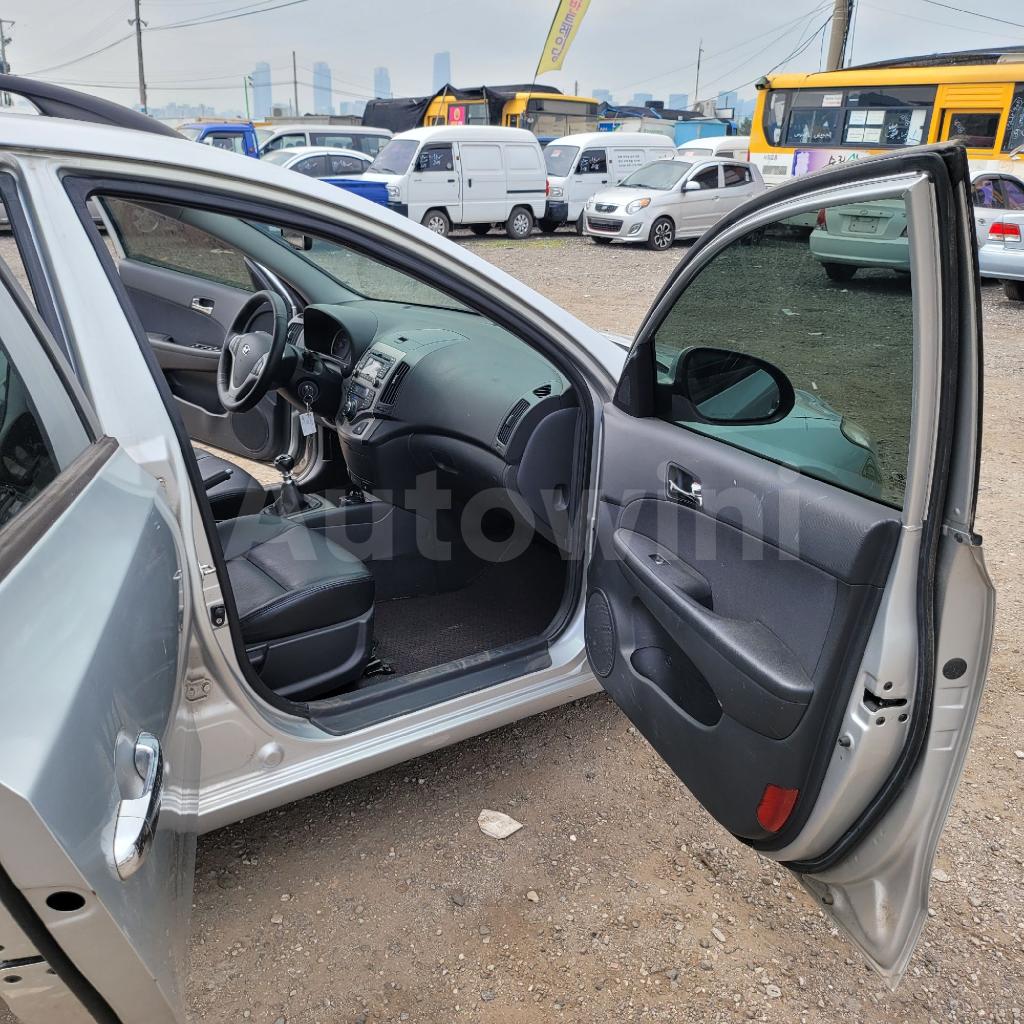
<box><xmin>0</xmin><ymin>267</ymin><xmax>198</xmax><ymax>1023</ymax></box>
<box><xmin>587</xmin><ymin>144</ymin><xmax>994</xmax><ymax>985</ymax></box>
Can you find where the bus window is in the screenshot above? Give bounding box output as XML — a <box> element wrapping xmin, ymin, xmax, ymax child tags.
<box><xmin>945</xmin><ymin>112</ymin><xmax>1001</xmax><ymax>149</ymax></box>
<box><xmin>1003</xmin><ymin>85</ymin><xmax>1024</xmax><ymax>152</ymax></box>
<box><xmin>763</xmin><ymin>90</ymin><xmax>791</xmax><ymax>146</ymax></box>
<box><xmin>787</xmin><ymin>108</ymin><xmax>841</xmax><ymax>146</ymax></box>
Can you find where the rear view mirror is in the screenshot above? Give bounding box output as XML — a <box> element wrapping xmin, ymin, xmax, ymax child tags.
<box><xmin>675</xmin><ymin>347</ymin><xmax>794</xmax><ymax>425</ymax></box>
<box><xmin>683</xmin><ymin>180</ymin><xmax>702</xmax><ymax>192</ymax></box>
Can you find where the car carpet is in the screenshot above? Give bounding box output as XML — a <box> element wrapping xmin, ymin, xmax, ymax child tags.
<box><xmin>369</xmin><ymin>539</ymin><xmax>566</xmax><ymax>678</ymax></box>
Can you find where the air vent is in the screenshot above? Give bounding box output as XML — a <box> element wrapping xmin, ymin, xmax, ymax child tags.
<box><xmin>497</xmin><ymin>398</ymin><xmax>530</xmax><ymax>447</ymax></box>
<box><xmin>287</xmin><ymin>321</ymin><xmax>303</xmax><ymax>345</ymax></box>
<box><xmin>533</xmin><ymin>383</ymin><xmax>553</xmax><ymax>398</ymax></box>
<box><xmin>379</xmin><ymin>361</ymin><xmax>410</xmax><ymax>405</ymax></box>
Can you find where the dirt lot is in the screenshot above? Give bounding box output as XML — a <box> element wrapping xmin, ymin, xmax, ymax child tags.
<box><xmin>5</xmin><ymin>230</ymin><xmax>1023</xmax><ymax>1023</ymax></box>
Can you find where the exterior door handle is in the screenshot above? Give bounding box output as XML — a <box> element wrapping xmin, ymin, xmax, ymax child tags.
<box><xmin>468</xmin><ymin>178</ymin><xmax>473</xmax><ymax>187</ymax></box>
<box><xmin>447</xmin><ymin>178</ymin><xmax>456</xmax><ymax>183</ymax></box>
<box><xmin>191</xmin><ymin>296</ymin><xmax>215</xmax><ymax>316</ymax></box>
<box><xmin>113</xmin><ymin>732</ymin><xmax>163</xmax><ymax>880</ymax></box>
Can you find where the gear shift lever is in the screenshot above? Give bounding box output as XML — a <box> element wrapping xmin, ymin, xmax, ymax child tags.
<box><xmin>268</xmin><ymin>453</ymin><xmax>305</xmax><ymax>517</ymax></box>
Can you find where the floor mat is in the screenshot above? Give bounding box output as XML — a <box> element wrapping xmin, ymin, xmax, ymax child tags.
<box><xmin>371</xmin><ymin>540</ymin><xmax>567</xmax><ymax>677</ymax></box>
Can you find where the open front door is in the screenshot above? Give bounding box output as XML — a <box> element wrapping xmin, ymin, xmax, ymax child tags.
<box><xmin>587</xmin><ymin>144</ymin><xmax>994</xmax><ymax>985</ymax></box>
<box><xmin>0</xmin><ymin>268</ymin><xmax>198</xmax><ymax>1023</ymax></box>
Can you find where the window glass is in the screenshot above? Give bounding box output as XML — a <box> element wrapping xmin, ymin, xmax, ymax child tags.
<box><xmin>544</xmin><ymin>144</ymin><xmax>579</xmax><ymax>176</ymax></box>
<box><xmin>294</xmin><ymin>155</ymin><xmax>329</xmax><ymax>177</ymax></box>
<box><xmin>971</xmin><ymin>177</ymin><xmax>1003</xmax><ymax>209</ymax></box>
<box><xmin>621</xmin><ymin>161</ymin><xmax>691</xmax><ymax>189</ymax></box>
<box><xmin>763</xmin><ymin>90</ymin><xmax>791</xmax><ymax>146</ymax></box>
<box><xmin>722</xmin><ymin>165</ymin><xmax>751</xmax><ymax>187</ymax></box>
<box><xmin>1003</xmin><ymin>177</ymin><xmax>1024</xmax><ymax>211</ymax></box>
<box><xmin>0</xmin><ymin>339</ymin><xmax>60</xmax><ymax>530</ymax></box>
<box><xmin>787</xmin><ymin>108</ymin><xmax>841</xmax><ymax>146</ymax></box>
<box><xmin>577</xmin><ymin>149</ymin><xmax>608</xmax><ymax>174</ymax></box>
<box><xmin>356</xmin><ymin>134</ymin><xmax>388</xmax><ymax>157</ymax></box>
<box><xmin>651</xmin><ymin>198</ymin><xmax>914</xmax><ymax>507</ymax></box>
<box><xmin>309</xmin><ymin>132</ymin><xmax>356</xmax><ymax>149</ymax></box>
<box><xmin>414</xmin><ymin>145</ymin><xmax>455</xmax><ymax>172</ymax></box>
<box><xmin>204</xmin><ymin>133</ymin><xmax>246</xmax><ymax>154</ymax></box>
<box><xmin>328</xmin><ymin>154</ymin><xmax>367</xmax><ymax>175</ymax></box>
<box><xmin>103</xmin><ymin>198</ymin><xmax>254</xmax><ymax>292</ymax></box>
<box><xmin>1002</xmin><ymin>85</ymin><xmax>1024</xmax><ymax>152</ymax></box>
<box><xmin>945</xmin><ymin>112</ymin><xmax>1000</xmax><ymax>149</ymax></box>
<box><xmin>265</xmin><ymin>133</ymin><xmax>306</xmax><ymax>152</ymax></box>
<box><xmin>369</xmin><ymin>138</ymin><xmax>419</xmax><ymax>175</ymax></box>
<box><xmin>690</xmin><ymin>166</ymin><xmax>720</xmax><ymax>189</ymax></box>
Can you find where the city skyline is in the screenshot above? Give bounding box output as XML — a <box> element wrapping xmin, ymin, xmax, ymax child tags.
<box><xmin>432</xmin><ymin>51</ymin><xmax>451</xmax><ymax>92</ymax></box>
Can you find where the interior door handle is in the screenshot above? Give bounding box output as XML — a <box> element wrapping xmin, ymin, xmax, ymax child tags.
<box><xmin>191</xmin><ymin>296</ymin><xmax>215</xmax><ymax>316</ymax></box>
<box><xmin>667</xmin><ymin>465</ymin><xmax>703</xmax><ymax>508</ymax></box>
<box><xmin>113</xmin><ymin>732</ymin><xmax>163</xmax><ymax>880</ymax></box>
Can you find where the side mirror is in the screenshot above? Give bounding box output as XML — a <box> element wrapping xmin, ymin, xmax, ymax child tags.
<box><xmin>281</xmin><ymin>229</ymin><xmax>314</xmax><ymax>252</ymax></box>
<box><xmin>683</xmin><ymin>179</ymin><xmax>702</xmax><ymax>192</ymax></box>
<box><xmin>672</xmin><ymin>347</ymin><xmax>794</xmax><ymax>425</ymax></box>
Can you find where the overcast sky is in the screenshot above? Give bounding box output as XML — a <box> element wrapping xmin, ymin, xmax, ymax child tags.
<box><xmin>4</xmin><ymin>0</ymin><xmax>1021</xmax><ymax>113</ymax></box>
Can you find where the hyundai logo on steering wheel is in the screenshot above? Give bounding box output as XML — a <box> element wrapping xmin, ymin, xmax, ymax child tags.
<box><xmin>241</xmin><ymin>343</ymin><xmax>251</xmax><ymax>356</ymax></box>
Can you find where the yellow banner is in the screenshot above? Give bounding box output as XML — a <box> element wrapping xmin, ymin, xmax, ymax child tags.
<box><xmin>535</xmin><ymin>0</ymin><xmax>591</xmax><ymax>77</ymax></box>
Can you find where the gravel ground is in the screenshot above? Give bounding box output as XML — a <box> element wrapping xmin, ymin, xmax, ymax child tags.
<box><xmin>3</xmin><ymin>230</ymin><xmax>1022</xmax><ymax>1024</ymax></box>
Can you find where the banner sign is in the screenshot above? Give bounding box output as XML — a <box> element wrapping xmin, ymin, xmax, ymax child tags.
<box><xmin>535</xmin><ymin>0</ymin><xmax>592</xmax><ymax>77</ymax></box>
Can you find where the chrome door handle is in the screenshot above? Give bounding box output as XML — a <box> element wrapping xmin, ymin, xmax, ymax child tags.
<box><xmin>113</xmin><ymin>733</ymin><xmax>163</xmax><ymax>880</ymax></box>
<box><xmin>191</xmin><ymin>296</ymin><xmax>215</xmax><ymax>316</ymax></box>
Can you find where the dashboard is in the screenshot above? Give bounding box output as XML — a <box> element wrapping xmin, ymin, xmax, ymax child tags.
<box><xmin>289</xmin><ymin>298</ymin><xmax>580</xmax><ymax>550</ymax></box>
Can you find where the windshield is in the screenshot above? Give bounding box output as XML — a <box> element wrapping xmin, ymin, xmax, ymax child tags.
<box><xmin>544</xmin><ymin>144</ymin><xmax>580</xmax><ymax>177</ymax></box>
<box><xmin>368</xmin><ymin>138</ymin><xmax>419</xmax><ymax>175</ymax></box>
<box><xmin>255</xmin><ymin>128</ymin><xmax>274</xmax><ymax>145</ymax></box>
<box><xmin>262</xmin><ymin>150</ymin><xmax>297</xmax><ymax>166</ymax></box>
<box><xmin>620</xmin><ymin>160</ymin><xmax>692</xmax><ymax>190</ymax></box>
<box><xmin>178</xmin><ymin>126</ymin><xmax>201</xmax><ymax>141</ymax></box>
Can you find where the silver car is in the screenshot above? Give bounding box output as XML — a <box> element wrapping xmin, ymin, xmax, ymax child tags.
<box><xmin>0</xmin><ymin>79</ymin><xmax>995</xmax><ymax>1023</ymax></box>
<box><xmin>972</xmin><ymin>172</ymin><xmax>1024</xmax><ymax>300</ymax></box>
<box><xmin>583</xmin><ymin>157</ymin><xmax>765</xmax><ymax>250</ymax></box>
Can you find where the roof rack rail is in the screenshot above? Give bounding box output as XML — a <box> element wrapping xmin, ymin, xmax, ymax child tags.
<box><xmin>0</xmin><ymin>74</ymin><xmax>180</xmax><ymax>138</ymax></box>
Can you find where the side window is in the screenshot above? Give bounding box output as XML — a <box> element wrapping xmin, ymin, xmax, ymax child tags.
<box><xmin>415</xmin><ymin>145</ymin><xmax>455</xmax><ymax>172</ymax></box>
<box><xmin>722</xmin><ymin>165</ymin><xmax>751</xmax><ymax>187</ymax></box>
<box><xmin>946</xmin><ymin>112</ymin><xmax>1000</xmax><ymax>149</ymax></box>
<box><xmin>294</xmin><ymin>155</ymin><xmax>329</xmax><ymax>177</ymax></box>
<box><xmin>690</xmin><ymin>166</ymin><xmax>720</xmax><ymax>189</ymax></box>
<box><xmin>577</xmin><ymin>149</ymin><xmax>608</xmax><ymax>174</ymax></box>
<box><xmin>358</xmin><ymin>135</ymin><xmax>388</xmax><ymax>157</ymax></box>
<box><xmin>328</xmin><ymin>154</ymin><xmax>367</xmax><ymax>175</ymax></box>
<box><xmin>310</xmin><ymin>133</ymin><xmax>356</xmax><ymax>149</ymax></box>
<box><xmin>971</xmin><ymin>177</ymin><xmax>1003</xmax><ymax>209</ymax></box>
<box><xmin>205</xmin><ymin>133</ymin><xmax>245</xmax><ymax>154</ymax></box>
<box><xmin>102</xmin><ymin>198</ymin><xmax>254</xmax><ymax>292</ymax></box>
<box><xmin>651</xmin><ymin>197</ymin><xmax>913</xmax><ymax>507</ymax></box>
<box><xmin>1002</xmin><ymin>85</ymin><xmax>1024</xmax><ymax>152</ymax></box>
<box><xmin>0</xmin><ymin>340</ymin><xmax>60</xmax><ymax>529</ymax></box>
<box><xmin>1002</xmin><ymin>177</ymin><xmax>1024</xmax><ymax>211</ymax></box>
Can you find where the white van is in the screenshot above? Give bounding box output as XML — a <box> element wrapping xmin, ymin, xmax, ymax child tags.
<box><xmin>676</xmin><ymin>134</ymin><xmax>751</xmax><ymax>162</ymax></box>
<box><xmin>258</xmin><ymin>123</ymin><xmax>393</xmax><ymax>158</ymax></box>
<box><xmin>362</xmin><ymin>126</ymin><xmax>547</xmax><ymax>238</ymax></box>
<box><xmin>542</xmin><ymin>131</ymin><xmax>678</xmax><ymax>232</ymax></box>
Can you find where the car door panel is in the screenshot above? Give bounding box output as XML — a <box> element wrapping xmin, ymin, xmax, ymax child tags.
<box><xmin>591</xmin><ymin>403</ymin><xmax>900</xmax><ymax>837</ymax></box>
<box><xmin>118</xmin><ymin>259</ymin><xmax>288</xmax><ymax>461</ymax></box>
<box><xmin>590</xmin><ymin>145</ymin><xmax>992</xmax><ymax>983</ymax></box>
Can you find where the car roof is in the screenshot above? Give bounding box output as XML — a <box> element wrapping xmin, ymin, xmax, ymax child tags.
<box><xmin>678</xmin><ymin>136</ymin><xmax>751</xmax><ymax>150</ymax></box>
<box><xmin>260</xmin><ymin>123</ymin><xmax>392</xmax><ymax>137</ymax></box>
<box><xmin>546</xmin><ymin>131</ymin><xmax>676</xmax><ymax>148</ymax></box>
<box><xmin>392</xmin><ymin>125</ymin><xmax>541</xmax><ymax>145</ymax></box>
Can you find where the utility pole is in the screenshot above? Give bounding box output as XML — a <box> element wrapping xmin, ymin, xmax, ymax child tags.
<box><xmin>243</xmin><ymin>75</ymin><xmax>252</xmax><ymax>119</ymax></box>
<box><xmin>129</xmin><ymin>0</ymin><xmax>147</xmax><ymax>114</ymax></box>
<box><xmin>825</xmin><ymin>0</ymin><xmax>853</xmax><ymax>71</ymax></box>
<box><xmin>292</xmin><ymin>50</ymin><xmax>299</xmax><ymax>116</ymax></box>
<box><xmin>0</xmin><ymin>19</ymin><xmax>14</xmax><ymax>107</ymax></box>
<box><xmin>693</xmin><ymin>39</ymin><xmax>703</xmax><ymax>107</ymax></box>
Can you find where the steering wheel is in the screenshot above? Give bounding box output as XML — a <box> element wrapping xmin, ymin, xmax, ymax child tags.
<box><xmin>217</xmin><ymin>290</ymin><xmax>289</xmax><ymax>413</ymax></box>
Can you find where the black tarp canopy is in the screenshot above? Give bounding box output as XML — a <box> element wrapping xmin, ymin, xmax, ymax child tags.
<box><xmin>363</xmin><ymin>83</ymin><xmax>563</xmax><ymax>134</ymax></box>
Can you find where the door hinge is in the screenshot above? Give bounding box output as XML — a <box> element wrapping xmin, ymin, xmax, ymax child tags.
<box><xmin>942</xmin><ymin>525</ymin><xmax>982</xmax><ymax>546</ymax></box>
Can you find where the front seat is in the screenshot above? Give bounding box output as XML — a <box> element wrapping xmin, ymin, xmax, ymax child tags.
<box><xmin>194</xmin><ymin>447</ymin><xmax>266</xmax><ymax>520</ymax></box>
<box><xmin>217</xmin><ymin>514</ymin><xmax>375</xmax><ymax>700</ymax></box>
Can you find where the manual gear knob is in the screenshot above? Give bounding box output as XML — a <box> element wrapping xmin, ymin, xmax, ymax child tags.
<box><xmin>274</xmin><ymin>453</ymin><xmax>295</xmax><ymax>477</ymax></box>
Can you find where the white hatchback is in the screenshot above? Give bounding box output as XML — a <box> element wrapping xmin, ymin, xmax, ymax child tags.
<box><xmin>583</xmin><ymin>157</ymin><xmax>765</xmax><ymax>250</ymax></box>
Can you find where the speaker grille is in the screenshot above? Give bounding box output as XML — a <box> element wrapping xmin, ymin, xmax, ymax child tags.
<box><xmin>585</xmin><ymin>590</ymin><xmax>616</xmax><ymax>678</ymax></box>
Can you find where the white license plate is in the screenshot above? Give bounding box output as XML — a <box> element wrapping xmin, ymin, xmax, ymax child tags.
<box><xmin>847</xmin><ymin>215</ymin><xmax>880</xmax><ymax>234</ymax></box>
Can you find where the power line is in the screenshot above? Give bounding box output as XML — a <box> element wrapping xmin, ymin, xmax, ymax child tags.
<box><xmin>915</xmin><ymin>0</ymin><xmax>1024</xmax><ymax>31</ymax></box>
<box><xmin>861</xmin><ymin>0</ymin><xmax>1024</xmax><ymax>39</ymax></box>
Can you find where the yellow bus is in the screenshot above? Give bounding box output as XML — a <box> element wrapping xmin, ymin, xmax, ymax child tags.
<box><xmin>750</xmin><ymin>48</ymin><xmax>1024</xmax><ymax>187</ymax></box>
<box><xmin>424</xmin><ymin>90</ymin><xmax>600</xmax><ymax>137</ymax></box>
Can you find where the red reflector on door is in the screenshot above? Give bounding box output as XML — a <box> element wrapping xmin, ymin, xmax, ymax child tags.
<box><xmin>756</xmin><ymin>784</ymin><xmax>799</xmax><ymax>833</ymax></box>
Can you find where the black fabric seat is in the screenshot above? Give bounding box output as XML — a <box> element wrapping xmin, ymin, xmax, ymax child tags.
<box><xmin>217</xmin><ymin>514</ymin><xmax>375</xmax><ymax>699</ymax></box>
<box><xmin>194</xmin><ymin>447</ymin><xmax>266</xmax><ymax>520</ymax></box>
